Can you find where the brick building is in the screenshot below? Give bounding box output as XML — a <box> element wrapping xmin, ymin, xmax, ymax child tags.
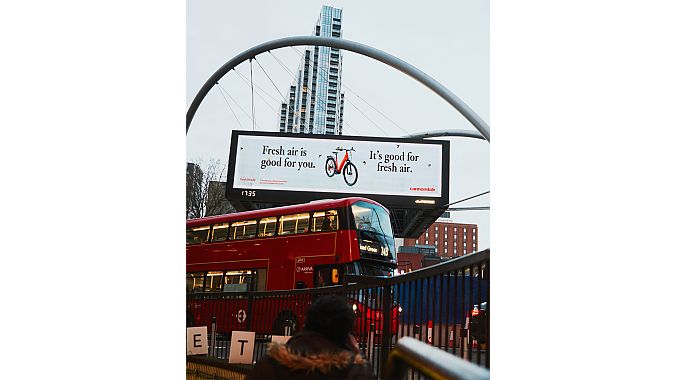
<box><xmin>396</xmin><ymin>245</ymin><xmax>444</xmax><ymax>272</ymax></box>
<box><xmin>398</xmin><ymin>213</ymin><xmax>478</xmax><ymax>272</ymax></box>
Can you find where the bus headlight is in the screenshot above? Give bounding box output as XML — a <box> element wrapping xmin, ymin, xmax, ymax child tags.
<box><xmin>398</xmin><ymin>306</ymin><xmax>403</xmax><ymax>313</ymax></box>
<box><xmin>353</xmin><ymin>304</ymin><xmax>358</xmax><ymax>312</ymax></box>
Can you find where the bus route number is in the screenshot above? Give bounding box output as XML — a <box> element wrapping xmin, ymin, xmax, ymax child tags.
<box><xmin>241</xmin><ymin>190</ymin><xmax>256</xmax><ymax>197</ymax></box>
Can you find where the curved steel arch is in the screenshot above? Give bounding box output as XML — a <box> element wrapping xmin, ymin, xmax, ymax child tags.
<box><xmin>186</xmin><ymin>36</ymin><xmax>490</xmax><ymax>142</ymax></box>
<box><xmin>404</xmin><ymin>129</ymin><xmax>486</xmax><ymax>140</ymax></box>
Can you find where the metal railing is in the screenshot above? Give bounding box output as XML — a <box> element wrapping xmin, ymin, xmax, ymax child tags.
<box><xmin>384</xmin><ymin>337</ymin><xmax>490</xmax><ymax>380</ymax></box>
<box><xmin>187</xmin><ymin>249</ymin><xmax>489</xmax><ymax>379</ymax></box>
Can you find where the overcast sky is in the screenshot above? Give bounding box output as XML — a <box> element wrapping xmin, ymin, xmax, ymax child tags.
<box><xmin>187</xmin><ymin>0</ymin><xmax>490</xmax><ymax>249</ymax></box>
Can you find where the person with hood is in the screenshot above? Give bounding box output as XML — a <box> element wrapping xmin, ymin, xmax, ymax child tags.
<box><xmin>246</xmin><ymin>295</ymin><xmax>376</xmax><ymax>380</ymax></box>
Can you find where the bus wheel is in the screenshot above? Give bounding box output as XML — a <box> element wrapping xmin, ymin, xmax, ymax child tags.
<box><xmin>273</xmin><ymin>311</ymin><xmax>298</xmax><ymax>336</ymax></box>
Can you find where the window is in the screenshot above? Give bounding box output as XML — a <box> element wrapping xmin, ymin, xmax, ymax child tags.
<box><xmin>312</xmin><ymin>209</ymin><xmax>338</xmax><ymax>232</ymax></box>
<box><xmin>212</xmin><ymin>223</ymin><xmax>229</xmax><ymax>242</ymax></box>
<box><xmin>258</xmin><ymin>217</ymin><xmax>277</xmax><ymax>237</ymax></box>
<box><xmin>187</xmin><ymin>272</ymin><xmax>205</xmax><ymax>293</ymax></box>
<box><xmin>351</xmin><ymin>201</ymin><xmax>394</xmax><ymax>237</ymax></box>
<box><xmin>205</xmin><ymin>271</ymin><xmax>223</xmax><ymax>292</ymax></box>
<box><xmin>279</xmin><ymin>213</ymin><xmax>310</xmax><ymax>235</ymax></box>
<box><xmin>230</xmin><ymin>220</ymin><xmax>258</xmax><ymax>240</ymax></box>
<box><xmin>187</xmin><ymin>226</ymin><xmax>210</xmax><ymax>245</ymax></box>
<box><xmin>222</xmin><ymin>270</ymin><xmax>254</xmax><ymax>292</ymax></box>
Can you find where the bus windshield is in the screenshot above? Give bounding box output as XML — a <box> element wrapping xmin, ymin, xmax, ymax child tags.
<box><xmin>351</xmin><ymin>201</ymin><xmax>396</xmax><ymax>263</ymax></box>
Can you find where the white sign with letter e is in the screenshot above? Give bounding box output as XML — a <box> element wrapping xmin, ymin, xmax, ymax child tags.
<box><xmin>228</xmin><ymin>331</ymin><xmax>256</xmax><ymax>364</ymax></box>
<box><xmin>186</xmin><ymin>326</ymin><xmax>208</xmax><ymax>355</ymax></box>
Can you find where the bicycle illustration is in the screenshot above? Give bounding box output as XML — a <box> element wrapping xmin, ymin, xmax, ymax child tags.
<box><xmin>325</xmin><ymin>146</ymin><xmax>358</xmax><ymax>186</ymax></box>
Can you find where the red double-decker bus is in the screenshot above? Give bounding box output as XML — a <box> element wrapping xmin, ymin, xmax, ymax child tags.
<box><xmin>186</xmin><ymin>197</ymin><xmax>398</xmax><ymax>335</ymax></box>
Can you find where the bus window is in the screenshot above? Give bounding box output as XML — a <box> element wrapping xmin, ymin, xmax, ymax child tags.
<box><xmin>186</xmin><ymin>272</ymin><xmax>205</xmax><ymax>292</ymax></box>
<box><xmin>212</xmin><ymin>223</ymin><xmax>229</xmax><ymax>242</ymax></box>
<box><xmin>296</xmin><ymin>213</ymin><xmax>310</xmax><ymax>233</ymax></box>
<box><xmin>312</xmin><ymin>210</ymin><xmax>338</xmax><ymax>232</ymax></box>
<box><xmin>230</xmin><ymin>220</ymin><xmax>258</xmax><ymax>240</ymax></box>
<box><xmin>351</xmin><ymin>202</ymin><xmax>394</xmax><ymax>237</ymax></box>
<box><xmin>222</xmin><ymin>270</ymin><xmax>253</xmax><ymax>292</ymax></box>
<box><xmin>258</xmin><ymin>217</ymin><xmax>277</xmax><ymax>237</ymax></box>
<box><xmin>187</xmin><ymin>226</ymin><xmax>210</xmax><ymax>245</ymax></box>
<box><xmin>279</xmin><ymin>213</ymin><xmax>310</xmax><ymax>235</ymax></box>
<box><xmin>204</xmin><ymin>271</ymin><xmax>223</xmax><ymax>292</ymax></box>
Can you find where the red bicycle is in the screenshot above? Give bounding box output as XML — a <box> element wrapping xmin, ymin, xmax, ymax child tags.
<box><xmin>325</xmin><ymin>147</ymin><xmax>358</xmax><ymax>186</ymax></box>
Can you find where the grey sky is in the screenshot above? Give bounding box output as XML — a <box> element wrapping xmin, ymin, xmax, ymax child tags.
<box><xmin>187</xmin><ymin>0</ymin><xmax>490</xmax><ymax>249</ymax></box>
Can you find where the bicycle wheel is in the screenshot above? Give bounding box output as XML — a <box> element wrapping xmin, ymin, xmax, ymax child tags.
<box><xmin>325</xmin><ymin>157</ymin><xmax>337</xmax><ymax>177</ymax></box>
<box><xmin>343</xmin><ymin>162</ymin><xmax>358</xmax><ymax>186</ymax></box>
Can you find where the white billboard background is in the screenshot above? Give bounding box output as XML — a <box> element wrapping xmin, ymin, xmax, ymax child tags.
<box><xmin>232</xmin><ymin>135</ymin><xmax>444</xmax><ymax>197</ymax></box>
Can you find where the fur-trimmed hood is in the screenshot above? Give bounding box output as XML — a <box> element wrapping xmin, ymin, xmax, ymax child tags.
<box><xmin>247</xmin><ymin>330</ymin><xmax>375</xmax><ymax>380</ymax></box>
<box><xmin>267</xmin><ymin>341</ymin><xmax>366</xmax><ymax>375</ymax></box>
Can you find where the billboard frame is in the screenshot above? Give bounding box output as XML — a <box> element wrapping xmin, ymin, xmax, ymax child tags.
<box><xmin>225</xmin><ymin>131</ymin><xmax>450</xmax><ymax>210</ymax></box>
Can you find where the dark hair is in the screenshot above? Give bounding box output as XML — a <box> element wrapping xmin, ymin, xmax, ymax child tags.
<box><xmin>304</xmin><ymin>295</ymin><xmax>354</xmax><ymax>344</ymax></box>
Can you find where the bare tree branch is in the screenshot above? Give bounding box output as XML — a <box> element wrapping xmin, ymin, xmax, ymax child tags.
<box><xmin>186</xmin><ymin>159</ymin><xmax>234</xmax><ymax>219</ymax></box>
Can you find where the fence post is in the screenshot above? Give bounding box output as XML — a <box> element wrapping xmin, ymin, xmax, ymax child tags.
<box><xmin>246</xmin><ymin>293</ymin><xmax>253</xmax><ymax>331</ymax></box>
<box><xmin>210</xmin><ymin>315</ymin><xmax>217</xmax><ymax>357</ymax></box>
<box><xmin>379</xmin><ymin>282</ymin><xmax>393</xmax><ymax>376</ymax></box>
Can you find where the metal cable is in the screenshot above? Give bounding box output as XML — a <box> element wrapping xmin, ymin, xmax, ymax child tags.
<box><xmin>291</xmin><ymin>46</ymin><xmax>404</xmax><ymax>136</ymax></box>
<box><xmin>269</xmin><ymin>50</ymin><xmax>359</xmax><ymax>135</ymax></box>
<box><xmin>215</xmin><ymin>82</ymin><xmax>244</xmax><ymax>129</ymax></box>
<box><xmin>249</xmin><ymin>59</ymin><xmax>256</xmax><ymax>130</ymax></box>
<box><xmin>228</xmin><ymin>69</ymin><xmax>279</xmax><ymax>114</ymax></box>
<box><xmin>231</xmin><ymin>68</ymin><xmax>282</xmax><ymax>106</ymax></box>
<box><xmin>219</xmin><ymin>85</ymin><xmax>253</xmax><ymax>123</ymax></box>
<box><xmin>448</xmin><ymin>191</ymin><xmax>490</xmax><ymax>207</ymax></box>
<box><xmin>253</xmin><ymin>57</ymin><xmax>287</xmax><ymax>101</ymax></box>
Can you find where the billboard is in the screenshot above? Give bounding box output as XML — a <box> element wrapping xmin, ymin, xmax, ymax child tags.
<box><xmin>226</xmin><ymin>131</ymin><xmax>449</xmax><ymax>208</ymax></box>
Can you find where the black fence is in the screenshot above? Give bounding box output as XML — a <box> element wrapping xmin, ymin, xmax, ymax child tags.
<box><xmin>187</xmin><ymin>249</ymin><xmax>489</xmax><ymax>379</ymax></box>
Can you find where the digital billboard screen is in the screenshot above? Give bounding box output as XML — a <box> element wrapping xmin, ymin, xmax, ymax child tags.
<box><xmin>226</xmin><ymin>131</ymin><xmax>449</xmax><ymax>208</ymax></box>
